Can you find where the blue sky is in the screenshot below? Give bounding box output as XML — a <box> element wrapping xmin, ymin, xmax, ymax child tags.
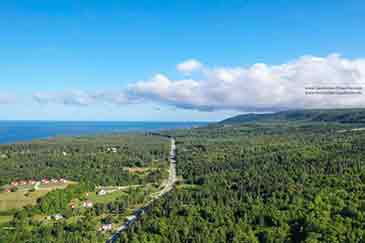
<box><xmin>1</xmin><ymin>0</ymin><xmax>365</xmax><ymax>121</ymax></box>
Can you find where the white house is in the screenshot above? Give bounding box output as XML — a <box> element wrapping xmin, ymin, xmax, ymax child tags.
<box><xmin>52</xmin><ymin>214</ymin><xmax>64</xmax><ymax>221</ymax></box>
<box><xmin>101</xmin><ymin>224</ymin><xmax>113</xmax><ymax>231</ymax></box>
<box><xmin>126</xmin><ymin>215</ymin><xmax>137</xmax><ymax>221</ymax></box>
<box><xmin>97</xmin><ymin>189</ymin><xmax>107</xmax><ymax>196</ymax></box>
<box><xmin>41</xmin><ymin>178</ymin><xmax>50</xmax><ymax>184</ymax></box>
<box><xmin>11</xmin><ymin>181</ymin><xmax>19</xmax><ymax>186</ymax></box>
<box><xmin>82</xmin><ymin>200</ymin><xmax>93</xmax><ymax>208</ymax></box>
<box><xmin>107</xmin><ymin>147</ymin><xmax>117</xmax><ymax>153</ymax></box>
<box><xmin>28</xmin><ymin>180</ymin><xmax>36</xmax><ymax>185</ymax></box>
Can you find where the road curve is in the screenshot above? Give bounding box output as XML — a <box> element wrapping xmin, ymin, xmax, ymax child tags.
<box><xmin>106</xmin><ymin>137</ymin><xmax>177</xmax><ymax>243</ymax></box>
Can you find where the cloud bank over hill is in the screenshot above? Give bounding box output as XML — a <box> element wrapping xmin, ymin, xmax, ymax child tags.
<box><xmin>33</xmin><ymin>54</ymin><xmax>365</xmax><ymax>112</ymax></box>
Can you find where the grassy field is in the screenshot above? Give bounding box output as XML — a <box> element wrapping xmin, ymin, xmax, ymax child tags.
<box><xmin>81</xmin><ymin>184</ymin><xmax>159</xmax><ymax>205</ymax></box>
<box><xmin>38</xmin><ymin>182</ymin><xmax>76</xmax><ymax>190</ymax></box>
<box><xmin>86</xmin><ymin>190</ymin><xmax>127</xmax><ymax>204</ymax></box>
<box><xmin>0</xmin><ymin>182</ymin><xmax>72</xmax><ymax>211</ymax></box>
<box><xmin>0</xmin><ymin>215</ymin><xmax>12</xmax><ymax>225</ymax></box>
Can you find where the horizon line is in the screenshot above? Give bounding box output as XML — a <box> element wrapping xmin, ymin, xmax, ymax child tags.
<box><xmin>0</xmin><ymin>119</ymin><xmax>213</xmax><ymax>123</ymax></box>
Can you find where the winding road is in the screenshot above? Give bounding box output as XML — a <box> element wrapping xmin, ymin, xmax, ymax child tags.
<box><xmin>106</xmin><ymin>137</ymin><xmax>177</xmax><ymax>243</ymax></box>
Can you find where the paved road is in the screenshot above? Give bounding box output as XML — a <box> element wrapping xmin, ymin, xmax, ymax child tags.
<box><xmin>106</xmin><ymin>137</ymin><xmax>177</xmax><ymax>243</ymax></box>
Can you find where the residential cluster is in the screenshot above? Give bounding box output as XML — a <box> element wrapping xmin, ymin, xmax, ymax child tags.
<box><xmin>3</xmin><ymin>178</ymin><xmax>68</xmax><ymax>193</ymax></box>
<box><xmin>106</xmin><ymin>147</ymin><xmax>118</xmax><ymax>153</ymax></box>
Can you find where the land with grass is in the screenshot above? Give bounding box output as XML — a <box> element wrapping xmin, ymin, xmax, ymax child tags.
<box><xmin>0</xmin><ymin>182</ymin><xmax>72</xmax><ymax>212</ymax></box>
<box><xmin>0</xmin><ymin>133</ymin><xmax>171</xmax><ymax>243</ymax></box>
<box><xmin>0</xmin><ymin>215</ymin><xmax>12</xmax><ymax>225</ymax></box>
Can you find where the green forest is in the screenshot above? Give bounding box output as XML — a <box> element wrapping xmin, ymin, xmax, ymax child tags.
<box><xmin>123</xmin><ymin>118</ymin><xmax>365</xmax><ymax>242</ymax></box>
<box><xmin>2</xmin><ymin>109</ymin><xmax>365</xmax><ymax>242</ymax></box>
<box><xmin>0</xmin><ymin>134</ymin><xmax>170</xmax><ymax>187</ymax></box>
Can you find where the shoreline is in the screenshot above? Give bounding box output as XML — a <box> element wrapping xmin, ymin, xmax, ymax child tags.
<box><xmin>0</xmin><ymin>121</ymin><xmax>208</xmax><ymax>145</ymax></box>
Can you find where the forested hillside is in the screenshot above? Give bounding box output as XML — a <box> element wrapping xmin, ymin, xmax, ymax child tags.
<box><xmin>123</xmin><ymin>121</ymin><xmax>365</xmax><ymax>242</ymax></box>
<box><xmin>221</xmin><ymin>109</ymin><xmax>365</xmax><ymax>124</ymax></box>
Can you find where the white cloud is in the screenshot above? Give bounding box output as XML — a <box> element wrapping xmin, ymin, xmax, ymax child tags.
<box><xmin>32</xmin><ymin>54</ymin><xmax>365</xmax><ymax>112</ymax></box>
<box><xmin>34</xmin><ymin>91</ymin><xmax>94</xmax><ymax>106</ymax></box>
<box><xmin>130</xmin><ymin>54</ymin><xmax>365</xmax><ymax>111</ymax></box>
<box><xmin>33</xmin><ymin>90</ymin><xmax>134</xmax><ymax>106</ymax></box>
<box><xmin>130</xmin><ymin>73</ymin><xmax>202</xmax><ymax>107</ymax></box>
<box><xmin>176</xmin><ymin>59</ymin><xmax>203</xmax><ymax>74</ymax></box>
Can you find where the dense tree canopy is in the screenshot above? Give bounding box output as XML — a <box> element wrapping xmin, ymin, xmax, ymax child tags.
<box><xmin>2</xmin><ymin>118</ymin><xmax>365</xmax><ymax>242</ymax></box>
<box><xmin>0</xmin><ymin>134</ymin><xmax>170</xmax><ymax>187</ymax></box>
<box><xmin>124</xmin><ymin>122</ymin><xmax>365</xmax><ymax>243</ymax></box>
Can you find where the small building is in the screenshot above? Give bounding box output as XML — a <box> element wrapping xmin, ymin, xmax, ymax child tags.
<box><xmin>41</xmin><ymin>178</ymin><xmax>50</xmax><ymax>184</ymax></box>
<box><xmin>60</xmin><ymin>178</ymin><xmax>67</xmax><ymax>183</ymax></box>
<box><xmin>28</xmin><ymin>180</ymin><xmax>36</xmax><ymax>185</ymax></box>
<box><xmin>82</xmin><ymin>200</ymin><xmax>93</xmax><ymax>208</ymax></box>
<box><xmin>101</xmin><ymin>224</ymin><xmax>113</xmax><ymax>231</ymax></box>
<box><xmin>62</xmin><ymin>152</ymin><xmax>67</xmax><ymax>156</ymax></box>
<box><xmin>52</xmin><ymin>214</ymin><xmax>64</xmax><ymax>221</ymax></box>
<box><xmin>69</xmin><ymin>203</ymin><xmax>76</xmax><ymax>209</ymax></box>
<box><xmin>107</xmin><ymin>147</ymin><xmax>117</xmax><ymax>153</ymax></box>
<box><xmin>19</xmin><ymin>180</ymin><xmax>27</xmax><ymax>185</ymax></box>
<box><xmin>97</xmin><ymin>189</ymin><xmax>107</xmax><ymax>196</ymax></box>
<box><xmin>126</xmin><ymin>215</ymin><xmax>137</xmax><ymax>221</ymax></box>
<box><xmin>51</xmin><ymin>179</ymin><xmax>59</xmax><ymax>183</ymax></box>
<box><xmin>5</xmin><ymin>188</ymin><xmax>11</xmax><ymax>193</ymax></box>
<box><xmin>11</xmin><ymin>181</ymin><xmax>19</xmax><ymax>186</ymax></box>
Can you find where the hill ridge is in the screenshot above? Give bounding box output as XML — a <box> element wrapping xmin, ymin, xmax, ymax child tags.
<box><xmin>221</xmin><ymin>108</ymin><xmax>365</xmax><ymax>124</ymax></box>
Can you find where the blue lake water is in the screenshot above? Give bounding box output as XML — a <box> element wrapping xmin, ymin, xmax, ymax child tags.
<box><xmin>0</xmin><ymin>121</ymin><xmax>207</xmax><ymax>144</ymax></box>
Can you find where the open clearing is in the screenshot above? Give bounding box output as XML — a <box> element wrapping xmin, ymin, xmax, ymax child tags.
<box><xmin>86</xmin><ymin>190</ymin><xmax>128</xmax><ymax>204</ymax></box>
<box><xmin>0</xmin><ymin>182</ymin><xmax>73</xmax><ymax>211</ymax></box>
<box><xmin>0</xmin><ymin>215</ymin><xmax>12</xmax><ymax>225</ymax></box>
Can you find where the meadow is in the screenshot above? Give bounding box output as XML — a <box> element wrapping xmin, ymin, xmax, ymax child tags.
<box><xmin>0</xmin><ymin>182</ymin><xmax>72</xmax><ymax>211</ymax></box>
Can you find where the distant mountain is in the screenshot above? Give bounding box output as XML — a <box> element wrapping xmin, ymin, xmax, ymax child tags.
<box><xmin>220</xmin><ymin>109</ymin><xmax>365</xmax><ymax>124</ymax></box>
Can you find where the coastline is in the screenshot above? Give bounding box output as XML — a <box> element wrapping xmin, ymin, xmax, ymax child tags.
<box><xmin>0</xmin><ymin>121</ymin><xmax>208</xmax><ymax>145</ymax></box>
